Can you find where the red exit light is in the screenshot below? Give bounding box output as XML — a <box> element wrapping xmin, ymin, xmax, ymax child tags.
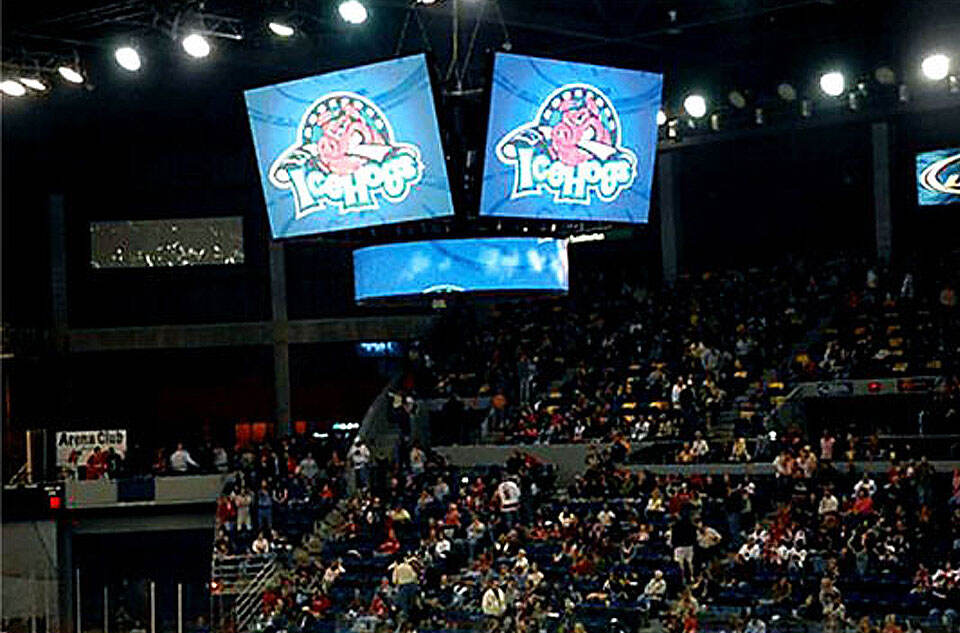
<box><xmin>48</xmin><ymin>496</ymin><xmax>62</xmax><ymax>510</ymax></box>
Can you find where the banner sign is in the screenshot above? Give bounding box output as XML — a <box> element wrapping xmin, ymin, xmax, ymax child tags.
<box><xmin>480</xmin><ymin>53</ymin><xmax>662</xmax><ymax>223</ymax></box>
<box><xmin>55</xmin><ymin>429</ymin><xmax>127</xmax><ymax>466</ymax></box>
<box><xmin>353</xmin><ymin>237</ymin><xmax>569</xmax><ymax>301</ymax></box>
<box><xmin>244</xmin><ymin>54</ymin><xmax>454</xmax><ymax>237</ymax></box>
<box><xmin>916</xmin><ymin>148</ymin><xmax>960</xmax><ymax>206</ymax></box>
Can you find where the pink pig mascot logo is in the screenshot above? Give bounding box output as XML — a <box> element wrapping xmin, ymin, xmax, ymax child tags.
<box><xmin>496</xmin><ymin>84</ymin><xmax>636</xmax><ymax>204</ymax></box>
<box><xmin>270</xmin><ymin>92</ymin><xmax>423</xmax><ymax>218</ymax></box>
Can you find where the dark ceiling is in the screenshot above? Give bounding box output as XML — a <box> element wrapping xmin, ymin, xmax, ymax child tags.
<box><xmin>4</xmin><ymin>0</ymin><xmax>960</xmax><ymax>111</ymax></box>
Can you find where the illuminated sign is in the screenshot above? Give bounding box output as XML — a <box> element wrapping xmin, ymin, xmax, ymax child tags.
<box><xmin>496</xmin><ymin>84</ymin><xmax>637</xmax><ymax>204</ymax></box>
<box><xmin>353</xmin><ymin>237</ymin><xmax>569</xmax><ymax>302</ymax></box>
<box><xmin>916</xmin><ymin>148</ymin><xmax>960</xmax><ymax>206</ymax></box>
<box><xmin>245</xmin><ymin>55</ymin><xmax>454</xmax><ymax>237</ymax></box>
<box><xmin>481</xmin><ymin>53</ymin><xmax>661</xmax><ymax>223</ymax></box>
<box><xmin>270</xmin><ymin>92</ymin><xmax>424</xmax><ymax>217</ymax></box>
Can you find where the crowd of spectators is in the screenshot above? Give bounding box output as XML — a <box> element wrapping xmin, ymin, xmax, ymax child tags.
<box><xmin>418</xmin><ymin>253</ymin><xmax>959</xmax><ymax>449</ymax></box>
<box><xmin>241</xmin><ymin>433</ymin><xmax>960</xmax><ymax>633</ymax></box>
<box><xmin>218</xmin><ymin>251</ymin><xmax>960</xmax><ymax>633</ymax></box>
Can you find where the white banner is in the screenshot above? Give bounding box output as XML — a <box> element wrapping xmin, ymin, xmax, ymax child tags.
<box><xmin>55</xmin><ymin>429</ymin><xmax>127</xmax><ymax>466</ymax></box>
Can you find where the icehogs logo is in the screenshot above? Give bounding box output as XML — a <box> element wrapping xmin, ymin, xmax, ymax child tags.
<box><xmin>496</xmin><ymin>84</ymin><xmax>637</xmax><ymax>204</ymax></box>
<box><xmin>270</xmin><ymin>92</ymin><xmax>424</xmax><ymax>218</ymax></box>
<box><xmin>919</xmin><ymin>152</ymin><xmax>960</xmax><ymax>197</ymax></box>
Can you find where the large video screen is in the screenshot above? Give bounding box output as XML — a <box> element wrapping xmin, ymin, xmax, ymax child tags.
<box><xmin>480</xmin><ymin>53</ymin><xmax>662</xmax><ymax>224</ymax></box>
<box><xmin>353</xmin><ymin>237</ymin><xmax>569</xmax><ymax>301</ymax></box>
<box><xmin>244</xmin><ymin>54</ymin><xmax>454</xmax><ymax>238</ymax></box>
<box><xmin>916</xmin><ymin>148</ymin><xmax>960</xmax><ymax>206</ymax></box>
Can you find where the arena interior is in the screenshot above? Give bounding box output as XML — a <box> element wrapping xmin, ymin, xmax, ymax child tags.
<box><xmin>2</xmin><ymin>1</ymin><xmax>960</xmax><ymax>632</ymax></box>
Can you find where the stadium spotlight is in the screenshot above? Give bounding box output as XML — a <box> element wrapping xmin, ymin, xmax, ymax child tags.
<box><xmin>338</xmin><ymin>0</ymin><xmax>368</xmax><ymax>24</ymax></box>
<box><xmin>268</xmin><ymin>21</ymin><xmax>295</xmax><ymax>37</ymax></box>
<box><xmin>0</xmin><ymin>80</ymin><xmax>27</xmax><ymax>97</ymax></box>
<box><xmin>656</xmin><ymin>109</ymin><xmax>667</xmax><ymax>126</ymax></box>
<box><xmin>18</xmin><ymin>77</ymin><xmax>47</xmax><ymax>91</ymax></box>
<box><xmin>57</xmin><ymin>65</ymin><xmax>85</xmax><ymax>84</ymax></box>
<box><xmin>776</xmin><ymin>83</ymin><xmax>797</xmax><ymax>101</ymax></box>
<box><xmin>819</xmin><ymin>71</ymin><xmax>845</xmax><ymax>96</ymax></box>
<box><xmin>921</xmin><ymin>53</ymin><xmax>950</xmax><ymax>81</ymax></box>
<box><xmin>182</xmin><ymin>33</ymin><xmax>211</xmax><ymax>58</ymax></box>
<box><xmin>114</xmin><ymin>46</ymin><xmax>142</xmax><ymax>72</ymax></box>
<box><xmin>727</xmin><ymin>90</ymin><xmax>747</xmax><ymax>109</ymax></box>
<box><xmin>683</xmin><ymin>93</ymin><xmax>707</xmax><ymax>118</ymax></box>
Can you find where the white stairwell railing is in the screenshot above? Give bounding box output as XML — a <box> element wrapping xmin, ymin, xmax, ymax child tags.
<box><xmin>233</xmin><ymin>555</ymin><xmax>279</xmax><ymax>632</ymax></box>
<box><xmin>210</xmin><ymin>553</ymin><xmax>279</xmax><ymax>632</ymax></box>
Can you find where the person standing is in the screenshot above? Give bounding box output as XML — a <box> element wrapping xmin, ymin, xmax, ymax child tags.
<box><xmin>169</xmin><ymin>443</ymin><xmax>200</xmax><ymax>474</ymax></box>
<box><xmin>347</xmin><ymin>437</ymin><xmax>371</xmax><ymax>491</ymax></box>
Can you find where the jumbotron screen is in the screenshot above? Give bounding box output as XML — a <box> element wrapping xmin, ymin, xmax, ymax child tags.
<box><xmin>244</xmin><ymin>54</ymin><xmax>454</xmax><ymax>238</ymax></box>
<box><xmin>353</xmin><ymin>237</ymin><xmax>569</xmax><ymax>302</ymax></box>
<box><xmin>479</xmin><ymin>53</ymin><xmax>662</xmax><ymax>224</ymax></box>
<box><xmin>916</xmin><ymin>148</ymin><xmax>960</xmax><ymax>206</ymax></box>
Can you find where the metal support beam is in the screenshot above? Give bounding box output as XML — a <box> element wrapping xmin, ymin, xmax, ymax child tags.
<box><xmin>658</xmin><ymin>152</ymin><xmax>680</xmax><ymax>285</ymax></box>
<box><xmin>872</xmin><ymin>122</ymin><xmax>893</xmax><ymax>262</ymax></box>
<box><xmin>269</xmin><ymin>241</ymin><xmax>291</xmax><ymax>436</ymax></box>
<box><xmin>49</xmin><ymin>194</ymin><xmax>68</xmax><ymax>349</ymax></box>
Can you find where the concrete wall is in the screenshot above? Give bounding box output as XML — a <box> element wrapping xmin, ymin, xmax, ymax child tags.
<box><xmin>1</xmin><ymin>520</ymin><xmax>60</xmax><ymax>628</ymax></box>
<box><xmin>64</xmin><ymin>474</ymin><xmax>226</xmax><ymax>509</ymax></box>
<box><xmin>435</xmin><ymin>444</ymin><xmax>592</xmax><ymax>484</ymax></box>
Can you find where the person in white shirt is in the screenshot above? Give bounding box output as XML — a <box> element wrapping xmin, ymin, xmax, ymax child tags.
<box><xmin>819</xmin><ymin>491</ymin><xmax>839</xmax><ymax>515</ymax></box>
<box><xmin>434</xmin><ymin>537</ymin><xmax>452</xmax><ymax>560</ymax></box>
<box><xmin>169</xmin><ymin>443</ymin><xmax>199</xmax><ymax>473</ymax></box>
<box><xmin>298</xmin><ymin>454</ymin><xmax>319</xmax><ymax>480</ymax></box>
<box><xmin>641</xmin><ymin>570</ymin><xmax>667</xmax><ymax>612</ymax></box>
<box><xmin>346</xmin><ymin>438</ymin><xmax>371</xmax><ymax>490</ymax></box>
<box><xmin>691</xmin><ymin>432</ymin><xmax>710</xmax><ymax>460</ymax></box>
<box><xmin>597</xmin><ymin>506</ymin><xmax>616</xmax><ymax>527</ymax></box>
<box><xmin>853</xmin><ymin>474</ymin><xmax>876</xmax><ymax>497</ymax></box>
<box><xmin>495</xmin><ymin>477</ymin><xmax>521</xmax><ymax>526</ymax></box>
<box><xmin>481</xmin><ymin>580</ymin><xmax>506</xmax><ymax>619</ymax></box>
<box><xmin>251</xmin><ymin>532</ymin><xmax>270</xmax><ymax>555</ymax></box>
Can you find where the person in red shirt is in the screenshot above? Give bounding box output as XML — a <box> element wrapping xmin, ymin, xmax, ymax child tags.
<box><xmin>852</xmin><ymin>489</ymin><xmax>874</xmax><ymax>515</ymax></box>
<box><xmin>377</xmin><ymin>527</ymin><xmax>400</xmax><ymax>555</ymax></box>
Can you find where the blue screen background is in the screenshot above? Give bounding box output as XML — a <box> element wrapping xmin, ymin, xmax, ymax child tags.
<box><xmin>480</xmin><ymin>53</ymin><xmax>662</xmax><ymax>223</ymax></box>
<box><xmin>353</xmin><ymin>237</ymin><xmax>569</xmax><ymax>301</ymax></box>
<box><xmin>244</xmin><ymin>54</ymin><xmax>454</xmax><ymax>238</ymax></box>
<box><xmin>916</xmin><ymin>148</ymin><xmax>960</xmax><ymax>206</ymax></box>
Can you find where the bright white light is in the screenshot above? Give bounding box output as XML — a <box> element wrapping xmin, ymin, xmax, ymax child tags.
<box><xmin>683</xmin><ymin>94</ymin><xmax>707</xmax><ymax>118</ymax></box>
<box><xmin>338</xmin><ymin>0</ymin><xmax>368</xmax><ymax>24</ymax></box>
<box><xmin>268</xmin><ymin>21</ymin><xmax>295</xmax><ymax>37</ymax></box>
<box><xmin>182</xmin><ymin>33</ymin><xmax>211</xmax><ymax>58</ymax></box>
<box><xmin>819</xmin><ymin>71</ymin><xmax>845</xmax><ymax>96</ymax></box>
<box><xmin>417</xmin><ymin>0</ymin><xmax>436</xmax><ymax>4</ymax></box>
<box><xmin>57</xmin><ymin>66</ymin><xmax>85</xmax><ymax>84</ymax></box>
<box><xmin>656</xmin><ymin>109</ymin><xmax>667</xmax><ymax>126</ymax></box>
<box><xmin>19</xmin><ymin>77</ymin><xmax>47</xmax><ymax>91</ymax></box>
<box><xmin>114</xmin><ymin>46</ymin><xmax>142</xmax><ymax>71</ymax></box>
<box><xmin>0</xmin><ymin>80</ymin><xmax>27</xmax><ymax>97</ymax></box>
<box><xmin>921</xmin><ymin>53</ymin><xmax>950</xmax><ymax>81</ymax></box>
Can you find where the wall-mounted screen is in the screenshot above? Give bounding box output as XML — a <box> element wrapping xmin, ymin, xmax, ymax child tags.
<box><xmin>353</xmin><ymin>237</ymin><xmax>569</xmax><ymax>302</ymax></box>
<box><xmin>916</xmin><ymin>148</ymin><xmax>960</xmax><ymax>206</ymax></box>
<box><xmin>244</xmin><ymin>54</ymin><xmax>454</xmax><ymax>238</ymax></box>
<box><xmin>90</xmin><ymin>217</ymin><xmax>244</xmax><ymax>268</ymax></box>
<box><xmin>480</xmin><ymin>53</ymin><xmax>662</xmax><ymax>224</ymax></box>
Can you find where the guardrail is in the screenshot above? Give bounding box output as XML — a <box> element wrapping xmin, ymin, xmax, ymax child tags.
<box><xmin>63</xmin><ymin>473</ymin><xmax>226</xmax><ymax>509</ymax></box>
